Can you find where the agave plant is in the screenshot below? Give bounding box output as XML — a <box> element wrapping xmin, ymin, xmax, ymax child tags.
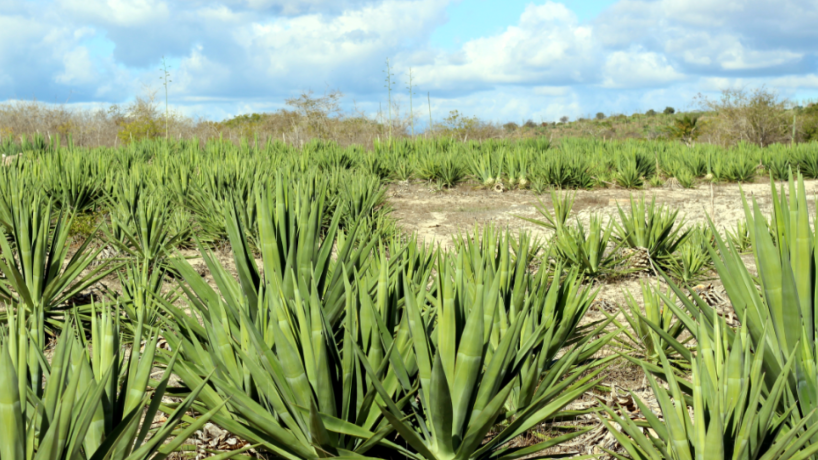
<box><xmin>158</xmin><ymin>198</ymin><xmax>426</xmax><ymax>458</ymax></box>
<box><xmin>375</xmin><ymin>264</ymin><xmax>618</xmax><ymax>460</ymax></box>
<box><xmin>616</xmin><ymin>281</ymin><xmax>691</xmax><ymax>367</ymax></box>
<box><xmin>0</xmin><ymin>193</ymin><xmax>117</xmax><ymax>333</ymax></box>
<box><xmin>665</xmin><ymin>227</ymin><xmax>714</xmax><ymax>285</ymax></box>
<box><xmin>550</xmin><ymin>215</ymin><xmax>625</xmax><ymax>279</ymax></box>
<box><xmin>334</xmin><ymin>173</ymin><xmax>388</xmax><ymax>236</ymax></box>
<box><xmin>105</xmin><ymin>188</ymin><xmax>189</xmax><ymax>269</ymax></box>
<box><xmin>615</xmin><ymin>159</ymin><xmax>644</xmax><ymax>189</ymax></box>
<box><xmin>391</xmin><ymin>158</ymin><xmax>415</xmax><ymax>181</ymax></box>
<box><xmin>792</xmin><ymin>144</ymin><xmax>818</xmax><ymax>179</ymax></box>
<box><xmin>697</xmin><ymin>172</ymin><xmax>818</xmax><ymax>446</ymax></box>
<box><xmin>451</xmin><ymin>224</ymin><xmax>542</xmax><ymax>279</ymax></box>
<box><xmin>601</xmin><ymin>321</ymin><xmax>818</xmax><ymax>460</ymax></box>
<box><xmin>358</xmin><ymin>151</ymin><xmax>391</xmax><ymax>179</ymax></box>
<box><xmin>620</xmin><ymin>172</ymin><xmax>818</xmax><ymax>458</ymax></box>
<box><xmin>726</xmin><ymin>219</ymin><xmax>752</xmax><ymax>253</ymax></box>
<box><xmin>160</xmin><ymin>266</ymin><xmax>415</xmax><ymax>459</ymax></box>
<box><xmin>765</xmin><ymin>153</ymin><xmax>791</xmax><ymax>181</ymax></box>
<box><xmin>437</xmin><ymin>155</ymin><xmax>465</xmax><ymax>188</ymax></box>
<box><xmin>726</xmin><ymin>153</ymin><xmax>758</xmax><ymax>183</ymax></box>
<box><xmin>540</xmin><ymin>156</ymin><xmax>593</xmax><ymax>190</ymax></box>
<box><xmin>675</xmin><ymin>167</ymin><xmax>696</xmax><ymax>188</ymax></box>
<box><xmin>516</xmin><ymin>189</ymin><xmax>575</xmax><ymax>233</ymax></box>
<box><xmin>116</xmin><ymin>258</ymin><xmax>182</xmax><ymax>328</ymax></box>
<box><xmin>0</xmin><ymin>304</ymin><xmax>225</xmax><ymax>460</ymax></box>
<box><xmin>165</xmin><ymin>178</ymin><xmax>376</xmax><ymax>337</ymax></box>
<box><xmin>450</xmin><ymin>225</ymin><xmax>548</xmax><ymax>319</ymax></box>
<box><xmin>614</xmin><ymin>195</ymin><xmax>690</xmax><ymax>270</ymax></box>
<box><xmin>417</xmin><ymin>153</ymin><xmax>443</xmax><ymax>184</ymax></box>
<box><xmin>466</xmin><ymin>150</ymin><xmax>499</xmax><ymax>187</ymax></box>
<box><xmin>255</xmin><ymin>178</ymin><xmax>379</xmax><ymax>324</ymax></box>
<box><xmin>41</xmin><ymin>152</ymin><xmax>105</xmax><ymax>213</ymax></box>
<box><xmin>160</xmin><ymin>183</ymin><xmax>616</xmax><ymax>459</ymax></box>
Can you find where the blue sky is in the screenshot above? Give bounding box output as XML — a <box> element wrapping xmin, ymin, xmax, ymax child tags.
<box><xmin>1</xmin><ymin>0</ymin><xmax>817</xmax><ymax>124</ymax></box>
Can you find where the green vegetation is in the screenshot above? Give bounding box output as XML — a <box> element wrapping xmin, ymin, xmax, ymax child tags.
<box><xmin>4</xmin><ymin>134</ymin><xmax>818</xmax><ymax>459</ymax></box>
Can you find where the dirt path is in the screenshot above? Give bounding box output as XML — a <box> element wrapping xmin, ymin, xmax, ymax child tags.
<box><xmin>388</xmin><ymin>179</ymin><xmax>818</xmax><ymax>249</ymax></box>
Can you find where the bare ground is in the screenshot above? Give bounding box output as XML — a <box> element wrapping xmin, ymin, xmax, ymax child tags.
<box><xmin>388</xmin><ymin>178</ymin><xmax>818</xmax><ymax>249</ymax></box>
<box><xmin>387</xmin><ymin>178</ymin><xmax>806</xmax><ymax>306</ymax></box>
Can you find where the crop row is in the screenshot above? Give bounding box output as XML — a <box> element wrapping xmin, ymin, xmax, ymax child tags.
<box><xmin>1</xmin><ymin>136</ymin><xmax>818</xmax><ymax>459</ymax></box>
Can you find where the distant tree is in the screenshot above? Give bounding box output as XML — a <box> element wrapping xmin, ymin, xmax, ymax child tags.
<box><xmin>523</xmin><ymin>119</ymin><xmax>537</xmax><ymax>128</ymax></box>
<box><xmin>439</xmin><ymin>110</ymin><xmax>481</xmax><ymax>138</ymax></box>
<box><xmin>802</xmin><ymin>103</ymin><xmax>818</xmax><ymax>142</ymax></box>
<box><xmin>285</xmin><ymin>90</ymin><xmax>343</xmax><ymax>138</ymax></box>
<box><xmin>665</xmin><ymin>114</ymin><xmax>701</xmax><ymax>146</ymax></box>
<box><xmin>595</xmin><ymin>112</ymin><xmax>606</xmax><ymax>120</ymax></box>
<box><xmin>559</xmin><ymin>116</ymin><xmax>570</xmax><ymax>123</ymax></box>
<box><xmin>697</xmin><ymin>86</ymin><xmax>790</xmax><ymax>146</ymax></box>
<box><xmin>663</xmin><ymin>107</ymin><xmax>676</xmax><ymax>115</ymax></box>
<box><xmin>646</xmin><ymin>109</ymin><xmax>657</xmax><ymax>116</ymax></box>
<box><xmin>223</xmin><ymin>113</ymin><xmax>264</xmax><ymax>128</ymax></box>
<box><xmin>117</xmin><ymin>92</ymin><xmax>162</xmax><ymax>144</ymax></box>
<box><xmin>503</xmin><ymin>122</ymin><xmax>519</xmax><ymax>132</ymax></box>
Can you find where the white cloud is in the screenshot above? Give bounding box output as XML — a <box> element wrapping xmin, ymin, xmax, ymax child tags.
<box><xmin>0</xmin><ymin>0</ymin><xmax>817</xmax><ymax>123</ymax></box>
<box><xmin>770</xmin><ymin>74</ymin><xmax>818</xmax><ymax>89</ymax></box>
<box><xmin>602</xmin><ymin>49</ymin><xmax>684</xmax><ymax>88</ymax></box>
<box><xmin>410</xmin><ymin>2</ymin><xmax>596</xmax><ymax>90</ymax></box>
<box><xmin>533</xmin><ymin>86</ymin><xmax>572</xmax><ymax>96</ymax></box>
<box><xmin>658</xmin><ymin>0</ymin><xmax>744</xmax><ymax>28</ymax></box>
<box><xmin>245</xmin><ymin>0</ymin><xmax>447</xmax><ymax>70</ymax></box>
<box><xmin>665</xmin><ymin>32</ymin><xmax>803</xmax><ymax>71</ymax></box>
<box><xmin>172</xmin><ymin>45</ymin><xmax>233</xmax><ymax>96</ymax></box>
<box><xmin>718</xmin><ymin>45</ymin><xmax>802</xmax><ymax>71</ymax></box>
<box><xmin>597</xmin><ymin>0</ymin><xmax>815</xmax><ymax>74</ymax></box>
<box><xmin>57</xmin><ymin>0</ymin><xmax>171</xmax><ymax>26</ymax></box>
<box><xmin>55</xmin><ymin>47</ymin><xmax>98</xmax><ymax>86</ymax></box>
<box><xmin>216</xmin><ymin>0</ymin><xmax>381</xmax><ymax>16</ymax></box>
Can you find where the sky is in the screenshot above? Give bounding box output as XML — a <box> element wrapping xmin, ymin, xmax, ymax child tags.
<box><xmin>1</xmin><ymin>0</ymin><xmax>817</xmax><ymax>125</ymax></box>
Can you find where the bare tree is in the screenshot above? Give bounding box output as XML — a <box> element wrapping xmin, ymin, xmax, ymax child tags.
<box><xmin>697</xmin><ymin>86</ymin><xmax>790</xmax><ymax>147</ymax></box>
<box><xmin>285</xmin><ymin>90</ymin><xmax>343</xmax><ymax>140</ymax></box>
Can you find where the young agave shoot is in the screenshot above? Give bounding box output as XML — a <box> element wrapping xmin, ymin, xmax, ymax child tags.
<box><xmin>507</xmin><ymin>170</ymin><xmax>517</xmax><ymax>188</ymax></box>
<box><xmin>518</xmin><ymin>174</ymin><xmax>528</xmax><ymax>189</ymax></box>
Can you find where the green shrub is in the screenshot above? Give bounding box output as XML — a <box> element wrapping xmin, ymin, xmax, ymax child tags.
<box><xmin>67</xmin><ymin>211</ymin><xmax>101</xmax><ymax>240</ymax></box>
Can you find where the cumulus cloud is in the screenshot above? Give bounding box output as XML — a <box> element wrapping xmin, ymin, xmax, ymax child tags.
<box><xmin>0</xmin><ymin>0</ymin><xmax>816</xmax><ymax>122</ymax></box>
<box><xmin>596</xmin><ymin>0</ymin><xmax>815</xmax><ymax>76</ymax></box>
<box><xmin>770</xmin><ymin>74</ymin><xmax>818</xmax><ymax>90</ymax></box>
<box><xmin>602</xmin><ymin>48</ymin><xmax>685</xmax><ymax>88</ymax></box>
<box><xmin>410</xmin><ymin>2</ymin><xmax>597</xmax><ymax>91</ymax></box>
<box><xmin>56</xmin><ymin>0</ymin><xmax>171</xmax><ymax>27</ymax></box>
<box><xmin>55</xmin><ymin>47</ymin><xmax>98</xmax><ymax>86</ymax></box>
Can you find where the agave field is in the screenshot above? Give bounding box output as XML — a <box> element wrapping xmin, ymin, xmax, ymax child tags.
<box><xmin>3</xmin><ymin>134</ymin><xmax>818</xmax><ymax>460</ymax></box>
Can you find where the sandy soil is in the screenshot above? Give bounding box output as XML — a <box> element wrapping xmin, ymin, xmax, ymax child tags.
<box><xmin>388</xmin><ymin>178</ymin><xmax>818</xmax><ymax>249</ymax></box>
<box><xmin>386</xmin><ymin>178</ymin><xmax>799</xmax><ymax>306</ymax></box>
